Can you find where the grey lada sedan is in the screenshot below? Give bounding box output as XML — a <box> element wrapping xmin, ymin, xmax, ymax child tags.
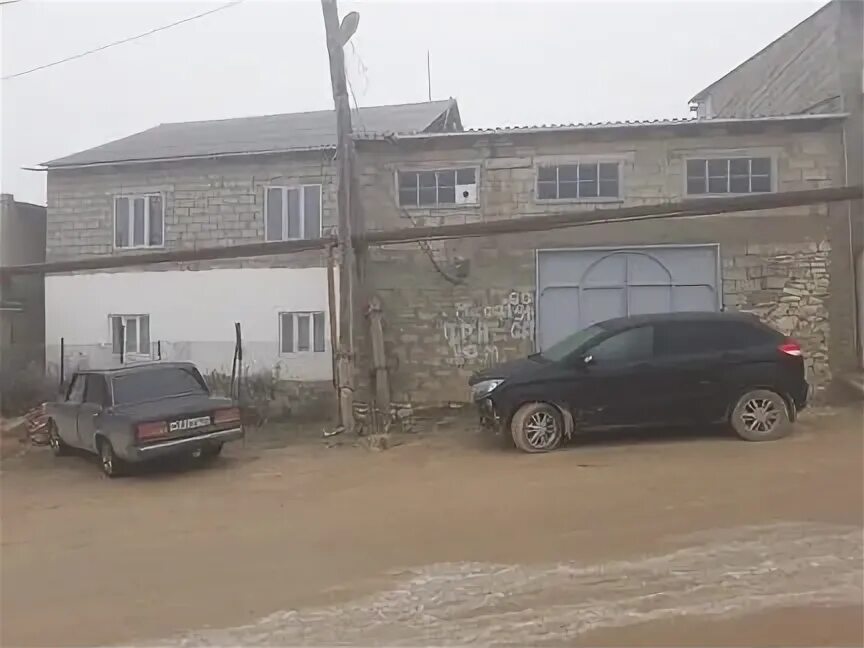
<box><xmin>45</xmin><ymin>362</ymin><xmax>243</xmax><ymax>477</ymax></box>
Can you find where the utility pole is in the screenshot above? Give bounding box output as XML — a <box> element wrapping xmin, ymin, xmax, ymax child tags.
<box><xmin>321</xmin><ymin>0</ymin><xmax>359</xmax><ymax>434</ymax></box>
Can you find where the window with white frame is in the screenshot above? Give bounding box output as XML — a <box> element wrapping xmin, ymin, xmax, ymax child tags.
<box><xmin>114</xmin><ymin>195</ymin><xmax>163</xmax><ymax>248</ymax></box>
<box><xmin>686</xmin><ymin>157</ymin><xmax>772</xmax><ymax>195</ymax></box>
<box><xmin>265</xmin><ymin>185</ymin><xmax>322</xmax><ymax>241</ymax></box>
<box><xmin>110</xmin><ymin>315</ymin><xmax>150</xmax><ymax>356</ymax></box>
<box><xmin>279</xmin><ymin>312</ymin><xmax>326</xmax><ymax>353</ymax></box>
<box><xmin>536</xmin><ymin>162</ymin><xmax>620</xmax><ymax>200</ymax></box>
<box><xmin>397</xmin><ymin>168</ymin><xmax>477</xmax><ymax>207</ymax></box>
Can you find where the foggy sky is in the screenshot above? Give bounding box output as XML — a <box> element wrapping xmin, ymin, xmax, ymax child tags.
<box><xmin>1</xmin><ymin>0</ymin><xmax>826</xmax><ymax>206</ymax></box>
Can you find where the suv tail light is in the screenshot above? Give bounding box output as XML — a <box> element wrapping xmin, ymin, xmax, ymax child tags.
<box><xmin>778</xmin><ymin>339</ymin><xmax>803</xmax><ymax>357</ymax></box>
<box><xmin>213</xmin><ymin>407</ymin><xmax>241</xmax><ymax>425</ymax></box>
<box><xmin>137</xmin><ymin>421</ymin><xmax>168</xmax><ymax>440</ymax></box>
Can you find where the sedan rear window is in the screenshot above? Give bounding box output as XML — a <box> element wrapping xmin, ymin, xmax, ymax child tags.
<box><xmin>112</xmin><ymin>367</ymin><xmax>207</xmax><ymax>405</ymax></box>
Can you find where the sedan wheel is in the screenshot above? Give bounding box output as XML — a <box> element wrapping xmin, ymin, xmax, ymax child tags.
<box><xmin>48</xmin><ymin>421</ymin><xmax>68</xmax><ymax>457</ymax></box>
<box><xmin>731</xmin><ymin>390</ymin><xmax>791</xmax><ymax>441</ymax></box>
<box><xmin>99</xmin><ymin>441</ymin><xmax>125</xmax><ymax>478</ymax></box>
<box><xmin>511</xmin><ymin>403</ymin><xmax>563</xmax><ymax>453</ymax></box>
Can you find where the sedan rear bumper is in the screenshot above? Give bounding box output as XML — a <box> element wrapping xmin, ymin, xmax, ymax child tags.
<box><xmin>128</xmin><ymin>427</ymin><xmax>244</xmax><ymax>461</ymax></box>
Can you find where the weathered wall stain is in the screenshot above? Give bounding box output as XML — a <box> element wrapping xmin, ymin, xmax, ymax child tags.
<box><xmin>438</xmin><ymin>290</ymin><xmax>534</xmax><ymax>367</ymax></box>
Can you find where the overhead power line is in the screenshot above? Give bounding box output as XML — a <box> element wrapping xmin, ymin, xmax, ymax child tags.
<box><xmin>2</xmin><ymin>0</ymin><xmax>245</xmax><ymax>81</ymax></box>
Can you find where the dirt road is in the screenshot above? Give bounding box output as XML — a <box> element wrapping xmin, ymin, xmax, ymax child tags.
<box><xmin>2</xmin><ymin>405</ymin><xmax>862</xmax><ymax>647</ymax></box>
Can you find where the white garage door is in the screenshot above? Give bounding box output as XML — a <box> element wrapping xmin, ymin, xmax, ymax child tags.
<box><xmin>536</xmin><ymin>245</ymin><xmax>721</xmax><ymax>350</ymax></box>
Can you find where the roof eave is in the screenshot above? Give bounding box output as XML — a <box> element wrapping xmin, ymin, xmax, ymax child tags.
<box><xmin>386</xmin><ymin>112</ymin><xmax>849</xmax><ymax>142</ymax></box>
<box><xmin>41</xmin><ymin>144</ymin><xmax>338</xmax><ymax>171</ymax></box>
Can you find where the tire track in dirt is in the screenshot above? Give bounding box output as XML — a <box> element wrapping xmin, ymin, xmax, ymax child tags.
<box><xmin>152</xmin><ymin>521</ymin><xmax>862</xmax><ymax>646</ymax></box>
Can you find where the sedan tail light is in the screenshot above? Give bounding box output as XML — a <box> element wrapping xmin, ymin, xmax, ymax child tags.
<box><xmin>213</xmin><ymin>407</ymin><xmax>241</xmax><ymax>425</ymax></box>
<box><xmin>778</xmin><ymin>339</ymin><xmax>803</xmax><ymax>357</ymax></box>
<box><xmin>137</xmin><ymin>421</ymin><xmax>168</xmax><ymax>441</ymax></box>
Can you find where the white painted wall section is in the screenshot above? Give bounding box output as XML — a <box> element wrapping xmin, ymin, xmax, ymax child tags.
<box><xmin>45</xmin><ymin>268</ymin><xmax>335</xmax><ymax>380</ymax></box>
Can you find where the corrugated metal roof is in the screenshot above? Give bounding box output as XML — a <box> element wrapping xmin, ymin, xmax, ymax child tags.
<box><xmin>383</xmin><ymin>112</ymin><xmax>847</xmax><ymax>140</ymax></box>
<box><xmin>44</xmin><ymin>99</ymin><xmax>457</xmax><ymax>168</ymax></box>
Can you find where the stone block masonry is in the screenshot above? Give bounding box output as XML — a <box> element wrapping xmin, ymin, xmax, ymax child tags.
<box><xmin>731</xmin><ymin>243</ymin><xmax>832</xmax><ymax>387</ymax></box>
<box><xmin>360</xmin><ymin>229</ymin><xmax>840</xmax><ymax>407</ymax></box>
<box><xmin>351</xmin><ymin>120</ymin><xmax>853</xmax><ymax>407</ymax></box>
<box><xmin>46</xmin><ymin>151</ymin><xmax>337</xmax><ymax>265</ymax></box>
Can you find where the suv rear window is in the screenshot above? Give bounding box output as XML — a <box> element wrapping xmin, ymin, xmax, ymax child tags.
<box><xmin>656</xmin><ymin>320</ymin><xmax>779</xmax><ymax>356</ymax></box>
<box><xmin>112</xmin><ymin>367</ymin><xmax>208</xmax><ymax>405</ymax></box>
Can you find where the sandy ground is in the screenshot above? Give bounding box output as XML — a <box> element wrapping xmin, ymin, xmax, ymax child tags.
<box><xmin>1</xmin><ymin>405</ymin><xmax>862</xmax><ymax>647</ymax></box>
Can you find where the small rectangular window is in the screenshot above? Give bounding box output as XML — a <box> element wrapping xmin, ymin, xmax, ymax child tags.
<box><xmin>588</xmin><ymin>326</ymin><xmax>654</xmax><ymax>363</ymax></box>
<box><xmin>313</xmin><ymin>312</ymin><xmax>326</xmax><ymax>353</ymax></box>
<box><xmin>84</xmin><ymin>375</ymin><xmax>110</xmax><ymax>406</ymax></box>
<box><xmin>265</xmin><ymin>185</ymin><xmax>322</xmax><ymax>241</ymax></box>
<box><xmin>397</xmin><ymin>168</ymin><xmax>478</xmax><ymax>207</ymax></box>
<box><xmin>280</xmin><ymin>311</ymin><xmax>294</xmax><ymax>353</ymax></box>
<box><xmin>279</xmin><ymin>312</ymin><xmax>327</xmax><ymax>354</ymax></box>
<box><xmin>66</xmin><ymin>375</ymin><xmax>86</xmax><ymax>403</ymax></box>
<box><xmin>266</xmin><ymin>187</ymin><xmax>283</xmax><ymax>240</ymax></box>
<box><xmin>114</xmin><ymin>194</ymin><xmax>164</xmax><ymax>249</ymax></box>
<box><xmin>109</xmin><ymin>315</ymin><xmax>151</xmax><ymax>356</ymax></box>
<box><xmin>296</xmin><ymin>314</ymin><xmax>311</xmax><ymax>352</ymax></box>
<box><xmin>536</xmin><ymin>162</ymin><xmax>620</xmax><ymax>200</ymax></box>
<box><xmin>686</xmin><ymin>157</ymin><xmax>772</xmax><ymax>195</ymax></box>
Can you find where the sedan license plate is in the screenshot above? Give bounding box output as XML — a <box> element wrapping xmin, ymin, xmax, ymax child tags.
<box><xmin>169</xmin><ymin>416</ymin><xmax>211</xmax><ymax>433</ymax></box>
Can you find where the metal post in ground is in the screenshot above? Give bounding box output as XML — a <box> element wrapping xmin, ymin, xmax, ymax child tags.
<box><xmin>59</xmin><ymin>337</ymin><xmax>64</xmax><ymax>387</ymax></box>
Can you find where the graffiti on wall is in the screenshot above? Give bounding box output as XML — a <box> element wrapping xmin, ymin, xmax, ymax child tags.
<box><xmin>439</xmin><ymin>291</ymin><xmax>535</xmax><ymax>367</ymax></box>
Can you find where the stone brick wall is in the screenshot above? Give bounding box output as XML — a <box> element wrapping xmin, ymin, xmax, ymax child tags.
<box><xmin>356</xmin><ymin>121</ymin><xmax>844</xmax><ymax>231</ymax></box>
<box><xmin>46</xmin><ymin>151</ymin><xmax>337</xmax><ymax>264</ymax></box>
<box><xmin>351</xmin><ymin>121</ymin><xmax>854</xmax><ymax>406</ymax></box>
<box><xmin>362</xmin><ymin>235</ymin><xmax>837</xmax><ymax>406</ymax></box>
<box><xmin>723</xmin><ymin>242</ymin><xmax>832</xmax><ymax>386</ymax></box>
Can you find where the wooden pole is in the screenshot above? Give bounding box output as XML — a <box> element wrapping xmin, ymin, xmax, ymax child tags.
<box><xmin>326</xmin><ymin>244</ymin><xmax>339</xmax><ymax>394</ymax></box>
<box><xmin>367</xmin><ymin>295</ymin><xmax>390</xmax><ymax>421</ymax></box>
<box><xmin>322</xmin><ymin>0</ymin><xmax>357</xmax><ymax>434</ymax></box>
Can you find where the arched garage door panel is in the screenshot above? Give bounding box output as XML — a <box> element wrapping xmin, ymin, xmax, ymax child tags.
<box><xmin>537</xmin><ymin>245</ymin><xmax>720</xmax><ymax>350</ymax></box>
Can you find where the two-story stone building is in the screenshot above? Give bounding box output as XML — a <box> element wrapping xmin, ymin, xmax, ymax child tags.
<box><xmin>41</xmin><ymin>96</ymin><xmax>856</xmax><ymax>411</ymax></box>
<box><xmin>41</xmin><ymin>100</ymin><xmax>460</xmax><ymax>384</ymax></box>
<box><xmin>352</xmin><ymin>114</ymin><xmax>854</xmax><ymax>405</ymax></box>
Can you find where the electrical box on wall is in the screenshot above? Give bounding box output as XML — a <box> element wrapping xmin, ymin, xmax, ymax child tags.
<box><xmin>455</xmin><ymin>184</ymin><xmax>476</xmax><ymax>204</ymax></box>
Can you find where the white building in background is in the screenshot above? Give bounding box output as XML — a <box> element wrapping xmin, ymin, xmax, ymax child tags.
<box><xmin>45</xmin><ymin>268</ymin><xmax>334</xmax><ymax>378</ymax></box>
<box><xmin>40</xmin><ymin>100</ymin><xmax>462</xmax><ymax>382</ymax></box>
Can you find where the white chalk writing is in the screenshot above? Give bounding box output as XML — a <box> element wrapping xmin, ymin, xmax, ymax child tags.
<box><xmin>438</xmin><ymin>291</ymin><xmax>535</xmax><ymax>367</ymax></box>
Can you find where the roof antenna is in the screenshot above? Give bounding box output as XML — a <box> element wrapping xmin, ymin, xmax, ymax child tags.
<box><xmin>426</xmin><ymin>50</ymin><xmax>432</xmax><ymax>101</ymax></box>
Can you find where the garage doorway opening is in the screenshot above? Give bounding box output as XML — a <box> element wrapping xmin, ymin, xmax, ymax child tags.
<box><xmin>536</xmin><ymin>245</ymin><xmax>721</xmax><ymax>350</ymax></box>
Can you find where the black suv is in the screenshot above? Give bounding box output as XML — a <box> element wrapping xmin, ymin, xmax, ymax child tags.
<box><xmin>469</xmin><ymin>312</ymin><xmax>810</xmax><ymax>453</ymax></box>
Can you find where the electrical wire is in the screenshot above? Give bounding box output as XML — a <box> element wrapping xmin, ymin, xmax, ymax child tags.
<box><xmin>2</xmin><ymin>0</ymin><xmax>245</xmax><ymax>80</ymax></box>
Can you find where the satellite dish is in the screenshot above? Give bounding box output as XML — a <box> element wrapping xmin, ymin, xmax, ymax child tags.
<box><xmin>338</xmin><ymin>11</ymin><xmax>360</xmax><ymax>45</ymax></box>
